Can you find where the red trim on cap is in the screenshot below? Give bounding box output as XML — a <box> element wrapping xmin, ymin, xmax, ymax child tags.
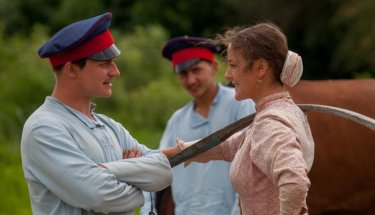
<box><xmin>49</xmin><ymin>30</ymin><xmax>114</xmax><ymax>66</ymax></box>
<box><xmin>171</xmin><ymin>48</ymin><xmax>214</xmax><ymax>66</ymax></box>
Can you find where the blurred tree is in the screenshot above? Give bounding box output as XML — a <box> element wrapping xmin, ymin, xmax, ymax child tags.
<box><xmin>0</xmin><ymin>0</ymin><xmax>56</xmax><ymax>35</ymax></box>
<box><xmin>51</xmin><ymin>0</ymin><xmax>104</xmax><ymax>33</ymax></box>
<box><xmin>0</xmin><ymin>24</ymin><xmax>53</xmax><ymax>142</ymax></box>
<box><xmin>0</xmin><ymin>0</ymin><xmax>125</xmax><ymax>36</ymax></box>
<box><xmin>331</xmin><ymin>0</ymin><xmax>375</xmax><ymax>78</ymax></box>
<box><xmin>217</xmin><ymin>0</ymin><xmax>375</xmax><ymax>79</ymax></box>
<box><xmin>113</xmin><ymin>25</ymin><xmax>171</xmax><ymax>91</ymax></box>
<box><xmin>1</xmin><ymin>0</ymin><xmax>373</xmax><ymax>80</ymax></box>
<box><xmin>126</xmin><ymin>0</ymin><xmax>228</xmax><ymax>37</ymax></box>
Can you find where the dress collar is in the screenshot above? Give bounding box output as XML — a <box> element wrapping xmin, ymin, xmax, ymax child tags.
<box><xmin>255</xmin><ymin>91</ymin><xmax>292</xmax><ymax>112</ymax></box>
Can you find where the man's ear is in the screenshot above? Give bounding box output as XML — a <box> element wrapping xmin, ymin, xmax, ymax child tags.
<box><xmin>63</xmin><ymin>62</ymin><xmax>79</xmax><ymax>79</ymax></box>
<box><xmin>211</xmin><ymin>61</ymin><xmax>219</xmax><ymax>75</ymax></box>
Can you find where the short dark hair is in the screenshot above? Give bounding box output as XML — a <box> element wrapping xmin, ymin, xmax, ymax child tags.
<box><xmin>52</xmin><ymin>58</ymin><xmax>88</xmax><ymax>72</ymax></box>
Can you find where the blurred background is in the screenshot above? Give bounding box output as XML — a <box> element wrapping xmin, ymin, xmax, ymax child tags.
<box><xmin>0</xmin><ymin>0</ymin><xmax>374</xmax><ymax>214</ymax></box>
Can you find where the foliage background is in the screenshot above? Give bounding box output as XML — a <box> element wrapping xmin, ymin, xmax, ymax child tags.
<box><xmin>0</xmin><ymin>0</ymin><xmax>374</xmax><ymax>214</ymax></box>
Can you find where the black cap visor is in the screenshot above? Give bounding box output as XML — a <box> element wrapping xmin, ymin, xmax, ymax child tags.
<box><xmin>174</xmin><ymin>59</ymin><xmax>200</xmax><ymax>73</ymax></box>
<box><xmin>88</xmin><ymin>44</ymin><xmax>121</xmax><ymax>61</ymax></box>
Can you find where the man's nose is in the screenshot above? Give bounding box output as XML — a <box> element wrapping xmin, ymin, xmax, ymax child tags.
<box><xmin>186</xmin><ymin>73</ymin><xmax>197</xmax><ymax>84</ymax></box>
<box><xmin>111</xmin><ymin>63</ymin><xmax>121</xmax><ymax>77</ymax></box>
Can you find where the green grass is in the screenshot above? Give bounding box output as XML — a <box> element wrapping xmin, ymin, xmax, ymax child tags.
<box><xmin>0</xmin><ymin>142</ymin><xmax>31</xmax><ymax>215</ymax></box>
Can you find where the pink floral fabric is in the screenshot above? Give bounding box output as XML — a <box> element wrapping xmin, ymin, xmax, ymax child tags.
<box><xmin>193</xmin><ymin>91</ymin><xmax>314</xmax><ymax>215</ymax></box>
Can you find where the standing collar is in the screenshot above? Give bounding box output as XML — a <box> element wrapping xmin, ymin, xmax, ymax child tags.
<box><xmin>190</xmin><ymin>83</ymin><xmax>224</xmax><ymax>128</ymax></box>
<box><xmin>192</xmin><ymin>82</ymin><xmax>223</xmax><ymax>108</ymax></box>
<box><xmin>212</xmin><ymin>83</ymin><xmax>224</xmax><ymax>106</ymax></box>
<box><xmin>255</xmin><ymin>91</ymin><xmax>292</xmax><ymax>112</ymax></box>
<box><xmin>45</xmin><ymin>96</ymin><xmax>104</xmax><ymax>129</ymax></box>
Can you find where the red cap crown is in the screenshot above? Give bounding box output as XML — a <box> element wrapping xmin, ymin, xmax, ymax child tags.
<box><xmin>49</xmin><ymin>30</ymin><xmax>114</xmax><ymax>66</ymax></box>
<box><xmin>171</xmin><ymin>47</ymin><xmax>214</xmax><ymax>67</ymax></box>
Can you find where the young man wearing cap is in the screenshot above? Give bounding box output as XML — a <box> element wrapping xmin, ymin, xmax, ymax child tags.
<box><xmin>20</xmin><ymin>12</ymin><xmax>172</xmax><ymax>215</ymax></box>
<box><xmin>141</xmin><ymin>36</ymin><xmax>255</xmax><ymax>215</ymax></box>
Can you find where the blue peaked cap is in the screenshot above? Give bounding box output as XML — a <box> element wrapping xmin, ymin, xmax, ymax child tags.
<box><xmin>38</xmin><ymin>12</ymin><xmax>120</xmax><ymax>66</ymax></box>
<box><xmin>162</xmin><ymin>36</ymin><xmax>221</xmax><ymax>73</ymax></box>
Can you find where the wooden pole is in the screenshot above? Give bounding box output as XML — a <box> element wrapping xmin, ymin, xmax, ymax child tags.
<box><xmin>169</xmin><ymin>104</ymin><xmax>375</xmax><ymax>167</ymax></box>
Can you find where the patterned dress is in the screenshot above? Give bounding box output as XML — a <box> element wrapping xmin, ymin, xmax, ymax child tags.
<box><xmin>193</xmin><ymin>91</ymin><xmax>314</xmax><ymax>215</ymax></box>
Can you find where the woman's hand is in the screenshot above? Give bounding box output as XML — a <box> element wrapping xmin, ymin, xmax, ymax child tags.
<box><xmin>176</xmin><ymin>138</ymin><xmax>199</xmax><ymax>167</ymax></box>
<box><xmin>176</xmin><ymin>138</ymin><xmax>197</xmax><ymax>150</ymax></box>
<box><xmin>161</xmin><ymin>138</ymin><xmax>199</xmax><ymax>161</ymax></box>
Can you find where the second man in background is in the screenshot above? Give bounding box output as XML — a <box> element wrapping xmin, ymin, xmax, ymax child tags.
<box><xmin>141</xmin><ymin>36</ymin><xmax>255</xmax><ymax>215</ymax></box>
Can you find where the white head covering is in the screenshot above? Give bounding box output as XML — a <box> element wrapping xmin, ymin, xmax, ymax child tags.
<box><xmin>280</xmin><ymin>50</ymin><xmax>303</xmax><ymax>87</ymax></box>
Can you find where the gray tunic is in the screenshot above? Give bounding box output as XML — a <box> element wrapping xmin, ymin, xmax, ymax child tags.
<box><xmin>21</xmin><ymin>96</ymin><xmax>172</xmax><ymax>215</ymax></box>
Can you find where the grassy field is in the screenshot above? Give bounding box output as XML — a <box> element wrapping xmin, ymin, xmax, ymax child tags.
<box><xmin>0</xmin><ymin>142</ymin><xmax>31</xmax><ymax>215</ymax></box>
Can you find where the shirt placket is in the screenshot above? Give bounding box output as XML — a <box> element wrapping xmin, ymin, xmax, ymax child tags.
<box><xmin>94</xmin><ymin>126</ymin><xmax>118</xmax><ymax>161</ymax></box>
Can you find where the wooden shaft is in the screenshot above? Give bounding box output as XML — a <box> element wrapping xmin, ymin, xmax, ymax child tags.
<box><xmin>169</xmin><ymin>104</ymin><xmax>375</xmax><ymax>167</ymax></box>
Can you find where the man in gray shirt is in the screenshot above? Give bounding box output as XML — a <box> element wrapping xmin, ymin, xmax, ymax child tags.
<box><xmin>21</xmin><ymin>12</ymin><xmax>172</xmax><ymax>215</ymax></box>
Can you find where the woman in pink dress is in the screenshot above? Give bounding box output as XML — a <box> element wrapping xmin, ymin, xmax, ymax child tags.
<box><xmin>177</xmin><ymin>22</ymin><xmax>315</xmax><ymax>215</ymax></box>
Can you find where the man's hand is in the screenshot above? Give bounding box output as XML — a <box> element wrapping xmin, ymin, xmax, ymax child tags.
<box><xmin>123</xmin><ymin>148</ymin><xmax>142</xmax><ymax>159</ymax></box>
<box><xmin>98</xmin><ymin>148</ymin><xmax>142</xmax><ymax>169</ymax></box>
